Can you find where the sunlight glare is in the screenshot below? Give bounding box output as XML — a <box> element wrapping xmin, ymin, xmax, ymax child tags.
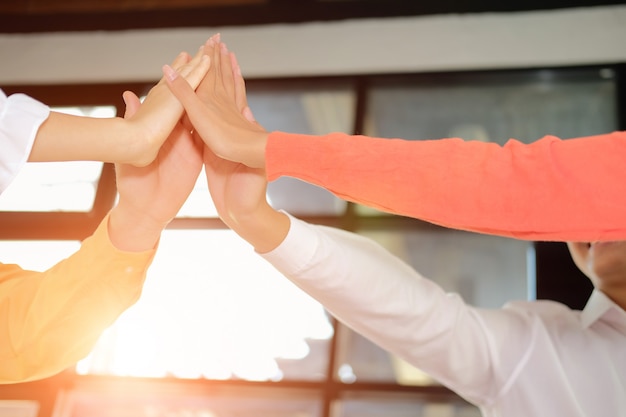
<box><xmin>77</xmin><ymin>229</ymin><xmax>333</xmax><ymax>381</ymax></box>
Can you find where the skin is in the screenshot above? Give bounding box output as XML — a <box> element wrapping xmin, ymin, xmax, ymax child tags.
<box><xmin>28</xmin><ymin>47</ymin><xmax>210</xmax><ymax>167</ymax></box>
<box><xmin>165</xmin><ymin>35</ymin><xmax>289</xmax><ymax>254</ymax></box>
<box><xmin>96</xmin><ymin>44</ymin><xmax>209</xmax><ymax>253</ymax></box>
<box><xmin>567</xmin><ymin>241</ymin><xmax>626</xmax><ymax>310</ymax></box>
<box><xmin>106</xmin><ymin>86</ymin><xmax>204</xmax><ymax>252</ymax></box>
<box><xmin>163</xmin><ymin>35</ymin><xmax>269</xmax><ymax>170</ymax></box>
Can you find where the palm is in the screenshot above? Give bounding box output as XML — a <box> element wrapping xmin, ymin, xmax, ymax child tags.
<box><xmin>203</xmin><ymin>146</ymin><xmax>267</xmax><ymax>227</ymax></box>
<box><xmin>116</xmin><ymin>93</ymin><xmax>203</xmax><ymax>225</ymax></box>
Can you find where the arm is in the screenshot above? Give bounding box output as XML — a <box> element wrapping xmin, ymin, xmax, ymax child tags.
<box><xmin>0</xmin><ymin>215</ymin><xmax>154</xmax><ymax>383</ymax></box>
<box><xmin>162</xmin><ymin>41</ymin><xmax>626</xmax><ymax>242</ymax></box>
<box><xmin>265</xmin><ymin>130</ymin><xmax>626</xmax><ymax>242</ymax></box>
<box><xmin>194</xmin><ymin>42</ymin><xmax>532</xmax><ymax>405</ymax></box>
<box><xmin>25</xmin><ymin>47</ymin><xmax>209</xmax><ymax>167</ymax></box>
<box><xmin>263</xmin><ymin>214</ymin><xmax>534</xmax><ymax>405</ymax></box>
<box><xmin>0</xmin><ymin>87</ymin><xmax>204</xmax><ymax>383</ymax></box>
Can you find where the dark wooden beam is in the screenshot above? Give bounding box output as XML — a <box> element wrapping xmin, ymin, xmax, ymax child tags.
<box><xmin>0</xmin><ymin>0</ymin><xmax>624</xmax><ymax>34</ymax></box>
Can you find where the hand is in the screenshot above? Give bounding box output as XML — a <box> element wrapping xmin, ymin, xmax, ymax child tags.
<box><xmin>195</xmin><ymin>36</ymin><xmax>289</xmax><ymax>253</ymax></box>
<box><xmin>163</xmin><ymin>35</ymin><xmax>269</xmax><ymax>169</ymax></box>
<box><xmin>27</xmin><ymin>48</ymin><xmax>210</xmax><ymax>167</ymax></box>
<box><xmin>107</xmin><ymin>91</ymin><xmax>204</xmax><ymax>252</ymax></box>
<box><xmin>123</xmin><ymin>47</ymin><xmax>211</xmax><ymax>167</ymax></box>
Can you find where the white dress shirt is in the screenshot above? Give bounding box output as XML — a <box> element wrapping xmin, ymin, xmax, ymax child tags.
<box><xmin>262</xmin><ymin>215</ymin><xmax>626</xmax><ymax>417</ymax></box>
<box><xmin>0</xmin><ymin>89</ymin><xmax>50</xmax><ymax>194</ymax></box>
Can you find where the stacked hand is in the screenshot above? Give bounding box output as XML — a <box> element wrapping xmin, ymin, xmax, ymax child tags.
<box><xmin>107</xmin><ymin>48</ymin><xmax>210</xmax><ymax>252</ymax></box>
<box><xmin>164</xmin><ymin>34</ymin><xmax>290</xmax><ymax>253</ymax></box>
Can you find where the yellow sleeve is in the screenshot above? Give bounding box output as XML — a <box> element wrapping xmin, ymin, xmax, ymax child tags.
<box><xmin>0</xmin><ymin>213</ymin><xmax>156</xmax><ymax>383</ymax></box>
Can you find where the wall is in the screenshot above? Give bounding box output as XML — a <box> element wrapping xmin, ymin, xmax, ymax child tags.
<box><xmin>1</xmin><ymin>5</ymin><xmax>625</xmax><ymax>85</ymax></box>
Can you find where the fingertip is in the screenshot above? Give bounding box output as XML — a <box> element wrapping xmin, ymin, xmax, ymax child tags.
<box><xmin>163</xmin><ymin>64</ymin><xmax>179</xmax><ymax>83</ymax></box>
<box><xmin>122</xmin><ymin>90</ymin><xmax>139</xmax><ymax>118</ymax></box>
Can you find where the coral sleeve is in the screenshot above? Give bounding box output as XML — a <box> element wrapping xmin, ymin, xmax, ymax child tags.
<box><xmin>266</xmin><ymin>131</ymin><xmax>626</xmax><ymax>241</ymax></box>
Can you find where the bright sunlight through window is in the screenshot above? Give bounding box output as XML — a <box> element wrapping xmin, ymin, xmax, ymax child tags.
<box><xmin>77</xmin><ymin>229</ymin><xmax>333</xmax><ymax>381</ymax></box>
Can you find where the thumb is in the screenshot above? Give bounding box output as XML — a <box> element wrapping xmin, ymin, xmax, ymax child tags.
<box><xmin>122</xmin><ymin>90</ymin><xmax>142</xmax><ymax>119</ymax></box>
<box><xmin>163</xmin><ymin>63</ymin><xmax>213</xmax><ymax>136</ymax></box>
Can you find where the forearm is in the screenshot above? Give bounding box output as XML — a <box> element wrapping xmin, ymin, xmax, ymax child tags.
<box><xmin>266</xmin><ymin>131</ymin><xmax>626</xmax><ymax>242</ymax></box>
<box><xmin>260</xmin><ymin>215</ymin><xmax>507</xmax><ymax>400</ymax></box>
<box><xmin>28</xmin><ymin>112</ymin><xmax>143</xmax><ymax>165</ymax></box>
<box><xmin>228</xmin><ymin>203</ymin><xmax>290</xmax><ymax>254</ymax></box>
<box><xmin>0</xmin><ymin>214</ymin><xmax>154</xmax><ymax>383</ymax></box>
<box><xmin>108</xmin><ymin>203</ymin><xmax>166</xmax><ymax>252</ymax></box>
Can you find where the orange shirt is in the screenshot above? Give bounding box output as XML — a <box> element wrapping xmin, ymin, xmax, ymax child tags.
<box><xmin>266</xmin><ymin>131</ymin><xmax>626</xmax><ymax>242</ymax></box>
<box><xmin>0</xmin><ymin>214</ymin><xmax>155</xmax><ymax>383</ymax></box>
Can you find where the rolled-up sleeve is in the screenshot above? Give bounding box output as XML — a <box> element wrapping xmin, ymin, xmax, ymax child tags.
<box><xmin>0</xmin><ymin>89</ymin><xmax>50</xmax><ymax>194</ymax></box>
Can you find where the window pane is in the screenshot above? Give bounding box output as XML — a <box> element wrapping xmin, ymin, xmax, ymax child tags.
<box><xmin>356</xmin><ymin>69</ymin><xmax>616</xmax><ymax>217</ymax></box>
<box><xmin>176</xmin><ymin>167</ymin><xmax>218</xmax><ymax>218</ymax></box>
<box><xmin>335</xmin><ymin>229</ymin><xmax>530</xmax><ymax>386</ymax></box>
<box><xmin>245</xmin><ymin>83</ymin><xmax>355</xmax><ymax>216</ymax></box>
<box><xmin>333</xmin><ymin>392</ymin><xmax>480</xmax><ymax>417</ymax></box>
<box><xmin>365</xmin><ymin>69</ymin><xmax>615</xmax><ymax>143</ymax></box>
<box><xmin>77</xmin><ymin>229</ymin><xmax>333</xmax><ymax>381</ymax></box>
<box><xmin>0</xmin><ymin>161</ymin><xmax>103</xmax><ymax>212</ymax></box>
<box><xmin>0</xmin><ymin>106</ymin><xmax>113</xmax><ymax>213</ymax></box>
<box><xmin>0</xmin><ymin>240</ymin><xmax>80</xmax><ymax>271</ymax></box>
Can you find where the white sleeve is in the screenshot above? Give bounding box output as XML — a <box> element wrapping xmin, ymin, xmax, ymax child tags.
<box><xmin>261</xmin><ymin>213</ymin><xmax>535</xmax><ymax>405</ymax></box>
<box><xmin>0</xmin><ymin>89</ymin><xmax>50</xmax><ymax>194</ymax></box>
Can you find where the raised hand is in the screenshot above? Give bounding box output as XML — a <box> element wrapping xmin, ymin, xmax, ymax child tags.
<box><xmin>107</xmin><ymin>90</ymin><xmax>204</xmax><ymax>252</ymax></box>
<box><xmin>122</xmin><ymin>47</ymin><xmax>211</xmax><ymax>166</ymax></box>
<box><xmin>163</xmin><ymin>35</ymin><xmax>268</xmax><ymax>169</ymax></box>
<box><xmin>27</xmin><ymin>48</ymin><xmax>210</xmax><ymax>168</ymax></box>
<box><xmin>193</xmin><ymin>36</ymin><xmax>289</xmax><ymax>253</ymax></box>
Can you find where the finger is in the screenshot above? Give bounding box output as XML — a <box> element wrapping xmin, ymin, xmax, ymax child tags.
<box><xmin>171</xmin><ymin>51</ymin><xmax>191</xmax><ymax>71</ymax></box>
<box><xmin>178</xmin><ymin>45</ymin><xmax>206</xmax><ymax>75</ymax></box>
<box><xmin>154</xmin><ymin>51</ymin><xmax>191</xmax><ymax>87</ymax></box>
<box><xmin>122</xmin><ymin>90</ymin><xmax>142</xmax><ymax>118</ymax></box>
<box><xmin>196</xmin><ymin>36</ymin><xmax>219</xmax><ymax>100</ymax></box>
<box><xmin>230</xmin><ymin>52</ymin><xmax>255</xmax><ymax>122</ymax></box>
<box><xmin>177</xmin><ymin>45</ymin><xmax>206</xmax><ymax>77</ymax></box>
<box><xmin>219</xmin><ymin>42</ymin><xmax>235</xmax><ymax>99</ymax></box>
<box><xmin>202</xmin><ymin>33</ymin><xmax>221</xmax><ymax>55</ymax></box>
<box><xmin>212</xmin><ymin>38</ymin><xmax>223</xmax><ymax>92</ymax></box>
<box><xmin>163</xmin><ymin>64</ymin><xmax>213</xmax><ymax>139</ymax></box>
<box><xmin>177</xmin><ymin>54</ymin><xmax>211</xmax><ymax>90</ymax></box>
<box><xmin>230</xmin><ymin>52</ymin><xmax>244</xmax><ymax>108</ymax></box>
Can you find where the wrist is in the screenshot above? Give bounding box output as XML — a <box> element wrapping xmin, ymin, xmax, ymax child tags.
<box><xmin>230</xmin><ymin>204</ymin><xmax>290</xmax><ymax>254</ymax></box>
<box><xmin>250</xmin><ymin>131</ymin><xmax>269</xmax><ymax>169</ymax></box>
<box><xmin>118</xmin><ymin>118</ymin><xmax>158</xmax><ymax>167</ymax></box>
<box><xmin>108</xmin><ymin>204</ymin><xmax>166</xmax><ymax>252</ymax></box>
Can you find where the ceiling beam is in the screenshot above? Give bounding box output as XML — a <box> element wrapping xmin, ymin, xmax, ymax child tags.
<box><xmin>1</xmin><ymin>0</ymin><xmax>624</xmax><ymax>34</ymax></box>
